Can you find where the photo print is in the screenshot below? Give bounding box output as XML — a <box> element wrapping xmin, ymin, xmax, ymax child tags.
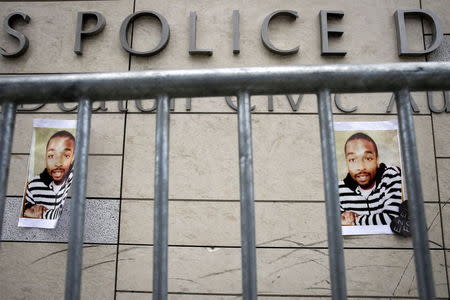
<box><xmin>18</xmin><ymin>119</ymin><xmax>77</xmax><ymax>229</ymax></box>
<box><xmin>334</xmin><ymin>120</ymin><xmax>404</xmax><ymax>235</ymax></box>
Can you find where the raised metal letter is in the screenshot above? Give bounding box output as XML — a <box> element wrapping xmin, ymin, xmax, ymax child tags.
<box><xmin>189</xmin><ymin>12</ymin><xmax>212</xmax><ymax>56</ymax></box>
<box><xmin>233</xmin><ymin>10</ymin><xmax>240</xmax><ymax>54</ymax></box>
<box><xmin>58</xmin><ymin>103</ymin><xmax>78</xmax><ymax>112</ymax></box>
<box><xmin>394</xmin><ymin>9</ymin><xmax>443</xmax><ymax>56</ymax></box>
<box><xmin>226</xmin><ymin>96</ymin><xmax>255</xmax><ymax>111</ymax></box>
<box><xmin>17</xmin><ymin>104</ymin><xmax>45</xmax><ymax>111</ymax></box>
<box><xmin>427</xmin><ymin>91</ymin><xmax>448</xmax><ymax>113</ymax></box>
<box><xmin>185</xmin><ymin>98</ymin><xmax>192</xmax><ymax>111</ymax></box>
<box><xmin>268</xmin><ymin>95</ymin><xmax>274</xmax><ymax>112</ymax></box>
<box><xmin>120</xmin><ymin>11</ymin><xmax>170</xmax><ymax>57</ymax></box>
<box><xmin>320</xmin><ymin>10</ymin><xmax>346</xmax><ymax>56</ymax></box>
<box><xmin>334</xmin><ymin>94</ymin><xmax>356</xmax><ymax>113</ymax></box>
<box><xmin>0</xmin><ymin>12</ymin><xmax>30</xmax><ymax>57</ymax></box>
<box><xmin>261</xmin><ymin>10</ymin><xmax>299</xmax><ymax>55</ymax></box>
<box><xmin>286</xmin><ymin>94</ymin><xmax>304</xmax><ymax>111</ymax></box>
<box><xmin>136</xmin><ymin>99</ymin><xmax>157</xmax><ymax>112</ymax></box>
<box><xmin>387</xmin><ymin>93</ymin><xmax>420</xmax><ymax>113</ymax></box>
<box><xmin>74</xmin><ymin>12</ymin><xmax>106</xmax><ymax>55</ymax></box>
<box><xmin>446</xmin><ymin>91</ymin><xmax>450</xmax><ymax>113</ymax></box>
<box><xmin>92</xmin><ymin>101</ymin><xmax>108</xmax><ymax>112</ymax></box>
<box><xmin>118</xmin><ymin>101</ymin><xmax>128</xmax><ymax>112</ymax></box>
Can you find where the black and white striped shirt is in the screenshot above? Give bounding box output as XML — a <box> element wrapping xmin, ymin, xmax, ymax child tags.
<box><xmin>24</xmin><ymin>169</ymin><xmax>73</xmax><ymax>220</ymax></box>
<box><xmin>339</xmin><ymin>163</ymin><xmax>402</xmax><ymax>225</ymax></box>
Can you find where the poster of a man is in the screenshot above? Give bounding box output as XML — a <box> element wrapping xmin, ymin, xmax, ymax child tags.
<box><xmin>334</xmin><ymin>120</ymin><xmax>403</xmax><ymax>235</ymax></box>
<box><xmin>18</xmin><ymin>119</ymin><xmax>76</xmax><ymax>229</ymax></box>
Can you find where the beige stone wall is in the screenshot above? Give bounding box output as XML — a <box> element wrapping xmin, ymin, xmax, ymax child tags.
<box><xmin>1</xmin><ymin>0</ymin><xmax>449</xmax><ymax>299</ymax></box>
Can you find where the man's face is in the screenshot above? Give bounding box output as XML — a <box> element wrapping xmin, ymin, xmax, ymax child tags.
<box><xmin>45</xmin><ymin>136</ymin><xmax>75</xmax><ymax>185</ymax></box>
<box><xmin>345</xmin><ymin>138</ymin><xmax>379</xmax><ymax>190</ymax></box>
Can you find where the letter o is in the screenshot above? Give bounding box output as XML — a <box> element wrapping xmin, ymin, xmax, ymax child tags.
<box><xmin>120</xmin><ymin>10</ymin><xmax>170</xmax><ymax>56</ymax></box>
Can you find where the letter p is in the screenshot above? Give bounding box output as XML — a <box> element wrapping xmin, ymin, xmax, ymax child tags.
<box><xmin>74</xmin><ymin>11</ymin><xmax>105</xmax><ymax>55</ymax></box>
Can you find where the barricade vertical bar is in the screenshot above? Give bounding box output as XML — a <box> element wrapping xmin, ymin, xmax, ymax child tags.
<box><xmin>237</xmin><ymin>91</ymin><xmax>258</xmax><ymax>300</ymax></box>
<box><xmin>64</xmin><ymin>98</ymin><xmax>92</xmax><ymax>300</ymax></box>
<box><xmin>153</xmin><ymin>95</ymin><xmax>170</xmax><ymax>300</ymax></box>
<box><xmin>395</xmin><ymin>88</ymin><xmax>435</xmax><ymax>300</ymax></box>
<box><xmin>317</xmin><ymin>89</ymin><xmax>347</xmax><ymax>300</ymax></box>
<box><xmin>0</xmin><ymin>101</ymin><xmax>17</xmax><ymax>238</ymax></box>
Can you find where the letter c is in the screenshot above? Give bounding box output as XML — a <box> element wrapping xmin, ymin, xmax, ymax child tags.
<box><xmin>261</xmin><ymin>10</ymin><xmax>299</xmax><ymax>55</ymax></box>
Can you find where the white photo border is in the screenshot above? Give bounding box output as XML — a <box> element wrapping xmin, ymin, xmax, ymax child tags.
<box><xmin>334</xmin><ymin>120</ymin><xmax>401</xmax><ymax>236</ymax></box>
<box><xmin>18</xmin><ymin>119</ymin><xmax>77</xmax><ymax>229</ymax></box>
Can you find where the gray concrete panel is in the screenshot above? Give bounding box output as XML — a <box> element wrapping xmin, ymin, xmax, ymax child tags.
<box><xmin>116</xmin><ymin>246</ymin><xmax>448</xmax><ymax>297</ymax></box>
<box><xmin>0</xmin><ymin>243</ymin><xmax>116</xmax><ymax>300</ymax></box>
<box><xmin>119</xmin><ymin>200</ymin><xmax>443</xmax><ymax>249</ymax></box>
<box><xmin>426</xmin><ymin>35</ymin><xmax>450</xmax><ymax>62</ymax></box>
<box><xmin>1</xmin><ymin>197</ymin><xmax>119</xmax><ymax>243</ymax></box>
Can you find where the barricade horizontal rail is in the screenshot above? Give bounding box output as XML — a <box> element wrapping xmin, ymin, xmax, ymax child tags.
<box><xmin>0</xmin><ymin>62</ymin><xmax>450</xmax><ymax>103</ymax></box>
<box><xmin>1</xmin><ymin>62</ymin><xmax>450</xmax><ymax>300</ymax></box>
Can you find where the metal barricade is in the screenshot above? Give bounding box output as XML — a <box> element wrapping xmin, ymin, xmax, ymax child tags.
<box><xmin>1</xmin><ymin>62</ymin><xmax>450</xmax><ymax>300</ymax></box>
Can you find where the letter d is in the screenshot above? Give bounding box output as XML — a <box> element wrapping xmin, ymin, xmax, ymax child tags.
<box><xmin>394</xmin><ymin>9</ymin><xmax>443</xmax><ymax>56</ymax></box>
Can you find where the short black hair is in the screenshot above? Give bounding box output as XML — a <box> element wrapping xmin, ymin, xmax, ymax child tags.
<box><xmin>344</xmin><ymin>132</ymin><xmax>378</xmax><ymax>157</ymax></box>
<box><xmin>46</xmin><ymin>130</ymin><xmax>75</xmax><ymax>150</ymax></box>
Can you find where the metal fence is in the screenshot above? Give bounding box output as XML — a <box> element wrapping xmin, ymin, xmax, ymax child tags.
<box><xmin>1</xmin><ymin>62</ymin><xmax>450</xmax><ymax>300</ymax></box>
